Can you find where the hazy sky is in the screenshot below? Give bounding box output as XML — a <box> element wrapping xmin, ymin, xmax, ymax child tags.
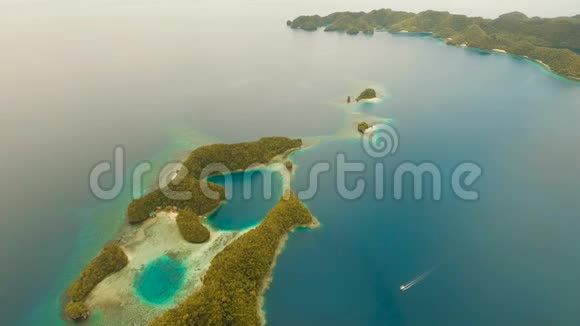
<box><xmin>275</xmin><ymin>0</ymin><xmax>580</xmax><ymax>18</ymax></box>
<box><xmin>0</xmin><ymin>0</ymin><xmax>578</xmax><ymax>18</ymax></box>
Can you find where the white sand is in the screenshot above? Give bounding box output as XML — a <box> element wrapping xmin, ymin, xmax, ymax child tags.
<box><xmin>85</xmin><ymin>211</ymin><xmax>244</xmax><ymax>324</ymax></box>
<box><xmin>356</xmin><ymin>97</ymin><xmax>382</xmax><ymax>104</ymax></box>
<box><xmin>492</xmin><ymin>49</ymin><xmax>507</xmax><ymax>54</ymax></box>
<box><xmin>264</xmin><ymin>163</ymin><xmax>292</xmax><ymax>193</ymax></box>
<box><xmin>534</xmin><ymin>59</ymin><xmax>551</xmax><ymax>69</ymax></box>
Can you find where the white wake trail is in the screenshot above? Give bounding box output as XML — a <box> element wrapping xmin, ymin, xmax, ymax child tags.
<box><xmin>400</xmin><ymin>266</ymin><xmax>438</xmax><ymax>292</ymax></box>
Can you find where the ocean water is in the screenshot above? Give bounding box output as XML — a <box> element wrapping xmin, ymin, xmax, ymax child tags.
<box><xmin>134</xmin><ymin>255</ymin><xmax>186</xmax><ymax>305</ymax></box>
<box><xmin>207</xmin><ymin>170</ymin><xmax>283</xmax><ymax>231</ymax></box>
<box><xmin>1</xmin><ymin>0</ymin><xmax>580</xmax><ymax>325</ymax></box>
<box><xmin>264</xmin><ymin>76</ymin><xmax>580</xmax><ymax>324</ymax></box>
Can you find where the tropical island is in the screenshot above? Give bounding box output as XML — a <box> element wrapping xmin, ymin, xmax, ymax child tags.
<box><xmin>358</xmin><ymin>121</ymin><xmax>371</xmax><ymax>133</ymax></box>
<box><xmin>288</xmin><ymin>9</ymin><xmax>580</xmax><ymax>80</ymax></box>
<box><xmin>63</xmin><ymin>136</ymin><xmax>305</xmax><ymax>323</ymax></box>
<box><xmin>356</xmin><ymin>88</ymin><xmax>377</xmax><ymax>101</ymax></box>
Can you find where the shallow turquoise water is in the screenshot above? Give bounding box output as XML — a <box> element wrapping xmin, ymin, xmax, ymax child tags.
<box><xmin>207</xmin><ymin>169</ymin><xmax>283</xmax><ymax>230</ymax></box>
<box><xmin>134</xmin><ymin>255</ymin><xmax>186</xmax><ymax>305</ymax></box>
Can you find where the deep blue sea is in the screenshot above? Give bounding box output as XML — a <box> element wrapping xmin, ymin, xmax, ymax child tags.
<box><xmin>2</xmin><ymin>1</ymin><xmax>580</xmax><ymax>325</ymax></box>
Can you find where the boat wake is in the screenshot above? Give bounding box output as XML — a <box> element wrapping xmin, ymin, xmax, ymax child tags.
<box><xmin>399</xmin><ymin>265</ymin><xmax>438</xmax><ymax>292</ymax></box>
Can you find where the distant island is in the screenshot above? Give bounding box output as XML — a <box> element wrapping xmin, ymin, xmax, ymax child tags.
<box><xmin>357</xmin><ymin>121</ymin><xmax>371</xmax><ymax>133</ymax></box>
<box><xmin>357</xmin><ymin>88</ymin><xmax>377</xmax><ymax>101</ymax></box>
<box><xmin>288</xmin><ymin>9</ymin><xmax>580</xmax><ymax>80</ymax></box>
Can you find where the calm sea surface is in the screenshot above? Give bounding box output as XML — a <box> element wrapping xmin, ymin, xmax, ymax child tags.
<box><xmin>1</xmin><ymin>0</ymin><xmax>580</xmax><ymax>324</ymax></box>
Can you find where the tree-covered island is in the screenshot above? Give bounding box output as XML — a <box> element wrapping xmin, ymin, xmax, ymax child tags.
<box><xmin>358</xmin><ymin>121</ymin><xmax>371</xmax><ymax>133</ymax></box>
<box><xmin>288</xmin><ymin>9</ymin><xmax>580</xmax><ymax>80</ymax></box>
<box><xmin>356</xmin><ymin>88</ymin><xmax>377</xmax><ymax>101</ymax></box>
<box><xmin>64</xmin><ymin>136</ymin><xmax>304</xmax><ymax>322</ymax></box>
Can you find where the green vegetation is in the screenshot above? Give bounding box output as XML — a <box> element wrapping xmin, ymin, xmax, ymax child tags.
<box><xmin>151</xmin><ymin>191</ymin><xmax>314</xmax><ymax>326</ymax></box>
<box><xmin>288</xmin><ymin>9</ymin><xmax>580</xmax><ymax>79</ymax></box>
<box><xmin>176</xmin><ymin>208</ymin><xmax>211</xmax><ymax>243</ymax></box>
<box><xmin>65</xmin><ymin>302</ymin><xmax>89</xmax><ymax>321</ymax></box>
<box><xmin>67</xmin><ymin>244</ymin><xmax>128</xmax><ymax>303</ymax></box>
<box><xmin>356</xmin><ymin>88</ymin><xmax>377</xmax><ymax>101</ymax></box>
<box><xmin>65</xmin><ymin>136</ymin><xmax>305</xmax><ymax>321</ymax></box>
<box><xmin>183</xmin><ymin>137</ymin><xmax>302</xmax><ymax>179</ymax></box>
<box><xmin>358</xmin><ymin>122</ymin><xmax>370</xmax><ymax>133</ymax></box>
<box><xmin>128</xmin><ymin>137</ymin><xmax>300</xmax><ymax>224</ymax></box>
<box><xmin>284</xmin><ymin>160</ymin><xmax>293</xmax><ymax>170</ymax></box>
<box><xmin>128</xmin><ymin>176</ymin><xmax>224</xmax><ymax>224</ymax></box>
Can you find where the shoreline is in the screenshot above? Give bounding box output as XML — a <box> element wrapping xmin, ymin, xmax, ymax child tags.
<box><xmin>257</xmin><ymin>215</ymin><xmax>321</xmax><ymax>325</ymax></box>
<box><xmin>291</xmin><ymin>26</ymin><xmax>580</xmax><ymax>82</ymax></box>
<box><xmin>288</xmin><ymin>9</ymin><xmax>580</xmax><ymax>82</ymax></box>
<box><xmin>440</xmin><ymin>37</ymin><xmax>580</xmax><ymax>82</ymax></box>
<box><xmin>419</xmin><ymin>32</ymin><xmax>580</xmax><ymax>82</ymax></box>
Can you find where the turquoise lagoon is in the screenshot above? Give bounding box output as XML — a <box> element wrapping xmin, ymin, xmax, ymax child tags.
<box><xmin>134</xmin><ymin>255</ymin><xmax>186</xmax><ymax>305</ymax></box>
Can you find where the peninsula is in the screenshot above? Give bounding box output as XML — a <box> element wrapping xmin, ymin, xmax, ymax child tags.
<box><xmin>288</xmin><ymin>9</ymin><xmax>580</xmax><ymax>80</ymax></box>
<box><xmin>151</xmin><ymin>191</ymin><xmax>316</xmax><ymax>325</ymax></box>
<box><xmin>65</xmin><ymin>244</ymin><xmax>128</xmax><ymax>320</ymax></box>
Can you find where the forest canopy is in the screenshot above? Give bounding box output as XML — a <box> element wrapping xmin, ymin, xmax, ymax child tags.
<box><xmin>176</xmin><ymin>208</ymin><xmax>211</xmax><ymax>243</ymax></box>
<box><xmin>356</xmin><ymin>88</ymin><xmax>377</xmax><ymax>101</ymax></box>
<box><xmin>127</xmin><ymin>176</ymin><xmax>224</xmax><ymax>224</ymax></box>
<box><xmin>67</xmin><ymin>244</ymin><xmax>128</xmax><ymax>303</ymax></box>
<box><xmin>127</xmin><ymin>137</ymin><xmax>301</xmax><ymax>224</ymax></box>
<box><xmin>183</xmin><ymin>137</ymin><xmax>302</xmax><ymax>179</ymax></box>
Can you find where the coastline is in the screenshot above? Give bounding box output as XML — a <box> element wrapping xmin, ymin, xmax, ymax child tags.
<box><xmin>440</xmin><ymin>36</ymin><xmax>580</xmax><ymax>82</ymax></box>
<box><xmin>288</xmin><ymin>11</ymin><xmax>580</xmax><ymax>82</ymax></box>
<box><xmin>413</xmin><ymin>32</ymin><xmax>580</xmax><ymax>82</ymax></box>
<box><xmin>257</xmin><ymin>215</ymin><xmax>320</xmax><ymax>325</ymax></box>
